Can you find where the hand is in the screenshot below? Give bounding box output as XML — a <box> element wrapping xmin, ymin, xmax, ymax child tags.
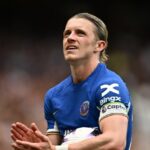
<box><xmin>11</xmin><ymin>122</ymin><xmax>44</xmax><ymax>150</ymax></box>
<box><xmin>15</xmin><ymin>129</ymin><xmax>55</xmax><ymax>150</ymax></box>
<box><xmin>11</xmin><ymin>122</ymin><xmax>41</xmax><ymax>143</ymax></box>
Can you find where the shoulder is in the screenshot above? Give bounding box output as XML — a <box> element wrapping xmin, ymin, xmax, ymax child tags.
<box><xmin>96</xmin><ymin>63</ymin><xmax>128</xmax><ymax>88</ymax></box>
<box><xmin>44</xmin><ymin>76</ymin><xmax>72</xmax><ymax>100</ymax></box>
<box><xmin>95</xmin><ymin>64</ymin><xmax>130</xmax><ymax>100</ymax></box>
<box><xmin>96</xmin><ymin>65</ymin><xmax>132</xmax><ymax>120</ymax></box>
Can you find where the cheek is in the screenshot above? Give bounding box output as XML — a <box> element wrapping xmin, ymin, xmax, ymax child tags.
<box><xmin>82</xmin><ymin>40</ymin><xmax>95</xmax><ymax>52</ymax></box>
<box><xmin>82</xmin><ymin>37</ymin><xmax>95</xmax><ymax>46</ymax></box>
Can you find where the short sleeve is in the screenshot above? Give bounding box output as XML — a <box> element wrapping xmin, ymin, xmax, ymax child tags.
<box><xmin>96</xmin><ymin>80</ymin><xmax>131</xmax><ymax>121</ymax></box>
<box><xmin>44</xmin><ymin>91</ymin><xmax>60</xmax><ymax>134</ymax></box>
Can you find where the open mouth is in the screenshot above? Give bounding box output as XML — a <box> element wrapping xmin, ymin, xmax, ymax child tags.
<box><xmin>66</xmin><ymin>45</ymin><xmax>78</xmax><ymax>51</ymax></box>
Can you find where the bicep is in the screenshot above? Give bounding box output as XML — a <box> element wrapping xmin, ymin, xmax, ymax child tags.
<box><xmin>47</xmin><ymin>133</ymin><xmax>63</xmax><ymax>145</ymax></box>
<box><xmin>99</xmin><ymin>115</ymin><xmax>128</xmax><ymax>146</ymax></box>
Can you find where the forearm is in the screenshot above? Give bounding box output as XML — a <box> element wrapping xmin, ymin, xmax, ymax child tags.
<box><xmin>68</xmin><ymin>132</ymin><xmax>125</xmax><ymax>150</ymax></box>
<box><xmin>47</xmin><ymin>134</ymin><xmax>63</xmax><ymax>145</ymax></box>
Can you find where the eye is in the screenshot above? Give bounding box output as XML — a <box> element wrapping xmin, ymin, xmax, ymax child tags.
<box><xmin>63</xmin><ymin>30</ymin><xmax>71</xmax><ymax>38</ymax></box>
<box><xmin>76</xmin><ymin>29</ymin><xmax>86</xmax><ymax>37</ymax></box>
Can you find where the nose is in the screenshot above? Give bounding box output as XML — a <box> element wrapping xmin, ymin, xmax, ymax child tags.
<box><xmin>67</xmin><ymin>32</ymin><xmax>76</xmax><ymax>42</ymax></box>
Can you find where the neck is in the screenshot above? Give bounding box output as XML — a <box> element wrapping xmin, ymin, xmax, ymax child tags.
<box><xmin>70</xmin><ymin>60</ymin><xmax>100</xmax><ymax>83</ymax></box>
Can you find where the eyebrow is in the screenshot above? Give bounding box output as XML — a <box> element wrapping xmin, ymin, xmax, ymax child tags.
<box><xmin>63</xmin><ymin>28</ymin><xmax>87</xmax><ymax>35</ymax></box>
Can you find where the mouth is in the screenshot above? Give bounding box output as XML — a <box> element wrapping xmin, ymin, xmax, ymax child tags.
<box><xmin>66</xmin><ymin>45</ymin><xmax>78</xmax><ymax>51</ymax></box>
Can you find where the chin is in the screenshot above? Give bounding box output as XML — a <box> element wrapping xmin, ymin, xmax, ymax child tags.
<box><xmin>65</xmin><ymin>56</ymin><xmax>78</xmax><ymax>62</ymax></box>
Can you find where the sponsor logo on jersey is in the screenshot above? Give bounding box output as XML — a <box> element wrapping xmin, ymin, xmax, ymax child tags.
<box><xmin>63</xmin><ymin>127</ymin><xmax>96</xmax><ymax>143</ymax></box>
<box><xmin>100</xmin><ymin>83</ymin><xmax>119</xmax><ymax>97</ymax></box>
<box><xmin>80</xmin><ymin>101</ymin><xmax>90</xmax><ymax>116</ymax></box>
<box><xmin>64</xmin><ymin>129</ymin><xmax>74</xmax><ymax>136</ymax></box>
<box><xmin>99</xmin><ymin>102</ymin><xmax>127</xmax><ymax>120</ymax></box>
<box><xmin>99</xmin><ymin>96</ymin><xmax>121</xmax><ymax>106</ymax></box>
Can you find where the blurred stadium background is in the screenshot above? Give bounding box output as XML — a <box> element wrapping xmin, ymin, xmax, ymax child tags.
<box><xmin>0</xmin><ymin>1</ymin><xmax>150</xmax><ymax>149</ymax></box>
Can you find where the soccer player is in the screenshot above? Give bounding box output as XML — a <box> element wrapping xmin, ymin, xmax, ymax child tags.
<box><xmin>11</xmin><ymin>12</ymin><xmax>133</xmax><ymax>150</ymax></box>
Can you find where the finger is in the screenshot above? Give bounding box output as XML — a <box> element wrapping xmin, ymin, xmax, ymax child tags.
<box><xmin>16</xmin><ymin>140</ymin><xmax>39</xmax><ymax>149</ymax></box>
<box><xmin>11</xmin><ymin>127</ymin><xmax>23</xmax><ymax>140</ymax></box>
<box><xmin>11</xmin><ymin>123</ymin><xmax>26</xmax><ymax>137</ymax></box>
<box><xmin>30</xmin><ymin>122</ymin><xmax>40</xmax><ymax>132</ymax></box>
<box><xmin>28</xmin><ymin>123</ymin><xmax>42</xmax><ymax>142</ymax></box>
<box><xmin>30</xmin><ymin>123</ymin><xmax>47</xmax><ymax>142</ymax></box>
<box><xmin>16</xmin><ymin>122</ymin><xmax>30</xmax><ymax>133</ymax></box>
<box><xmin>12</xmin><ymin>122</ymin><xmax>34</xmax><ymax>140</ymax></box>
<box><xmin>11</xmin><ymin>133</ymin><xmax>18</xmax><ymax>141</ymax></box>
<box><xmin>12</xmin><ymin>144</ymin><xmax>20</xmax><ymax>150</ymax></box>
<box><xmin>11</xmin><ymin>123</ymin><xmax>17</xmax><ymax>128</ymax></box>
<box><xmin>12</xmin><ymin>142</ymin><xmax>25</xmax><ymax>150</ymax></box>
<box><xmin>12</xmin><ymin>145</ymin><xmax>20</xmax><ymax>150</ymax></box>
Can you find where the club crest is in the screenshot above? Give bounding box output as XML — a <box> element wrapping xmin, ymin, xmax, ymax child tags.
<box><xmin>80</xmin><ymin>101</ymin><xmax>90</xmax><ymax>116</ymax></box>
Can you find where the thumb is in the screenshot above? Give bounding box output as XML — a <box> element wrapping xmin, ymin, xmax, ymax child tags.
<box><xmin>30</xmin><ymin>122</ymin><xmax>39</xmax><ymax>132</ymax></box>
<box><xmin>34</xmin><ymin>131</ymin><xmax>53</xmax><ymax>149</ymax></box>
<box><xmin>34</xmin><ymin>130</ymin><xmax>48</xmax><ymax>142</ymax></box>
<box><xmin>30</xmin><ymin>123</ymin><xmax>49</xmax><ymax>142</ymax></box>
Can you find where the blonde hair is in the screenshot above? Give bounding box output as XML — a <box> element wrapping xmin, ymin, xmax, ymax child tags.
<box><xmin>71</xmin><ymin>12</ymin><xmax>109</xmax><ymax>63</ymax></box>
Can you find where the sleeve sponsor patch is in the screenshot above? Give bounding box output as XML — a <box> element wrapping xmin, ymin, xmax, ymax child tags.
<box><xmin>99</xmin><ymin>96</ymin><xmax>121</xmax><ymax>106</ymax></box>
<box><xmin>100</xmin><ymin>83</ymin><xmax>119</xmax><ymax>97</ymax></box>
<box><xmin>99</xmin><ymin>102</ymin><xmax>128</xmax><ymax>120</ymax></box>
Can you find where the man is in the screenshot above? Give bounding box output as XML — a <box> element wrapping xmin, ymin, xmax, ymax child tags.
<box><xmin>11</xmin><ymin>12</ymin><xmax>133</xmax><ymax>150</ymax></box>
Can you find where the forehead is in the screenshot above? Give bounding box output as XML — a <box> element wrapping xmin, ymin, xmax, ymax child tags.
<box><xmin>65</xmin><ymin>18</ymin><xmax>96</xmax><ymax>31</ymax></box>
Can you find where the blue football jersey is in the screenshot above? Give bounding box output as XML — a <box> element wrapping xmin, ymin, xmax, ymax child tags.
<box><xmin>44</xmin><ymin>63</ymin><xmax>133</xmax><ymax>150</ymax></box>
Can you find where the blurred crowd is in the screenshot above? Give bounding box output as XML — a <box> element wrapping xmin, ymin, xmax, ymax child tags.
<box><xmin>0</xmin><ymin>1</ymin><xmax>150</xmax><ymax>150</ymax></box>
<box><xmin>0</xmin><ymin>35</ymin><xmax>70</xmax><ymax>150</ymax></box>
<box><xmin>0</xmin><ymin>33</ymin><xmax>150</xmax><ymax>150</ymax></box>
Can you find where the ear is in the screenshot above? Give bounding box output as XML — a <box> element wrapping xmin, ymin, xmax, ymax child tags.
<box><xmin>94</xmin><ymin>40</ymin><xmax>107</xmax><ymax>53</ymax></box>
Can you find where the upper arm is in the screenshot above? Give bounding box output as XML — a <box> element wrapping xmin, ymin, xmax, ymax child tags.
<box><xmin>44</xmin><ymin>91</ymin><xmax>64</xmax><ymax>145</ymax></box>
<box><xmin>44</xmin><ymin>91</ymin><xmax>61</xmax><ymax>136</ymax></box>
<box><xmin>96</xmin><ymin>80</ymin><xmax>131</xmax><ymax>149</ymax></box>
<box><xmin>68</xmin><ymin>115</ymin><xmax>128</xmax><ymax>150</ymax></box>
<box><xmin>100</xmin><ymin>115</ymin><xmax>128</xmax><ymax>148</ymax></box>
